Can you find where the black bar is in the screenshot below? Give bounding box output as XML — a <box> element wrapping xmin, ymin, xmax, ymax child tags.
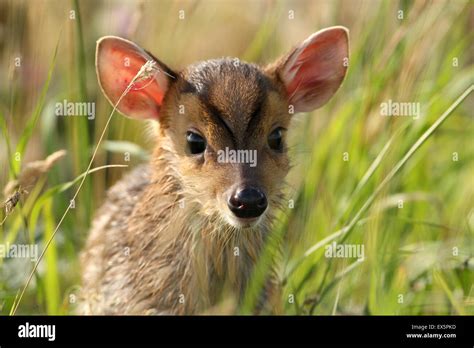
<box><xmin>0</xmin><ymin>315</ymin><xmax>472</xmax><ymax>346</ymax></box>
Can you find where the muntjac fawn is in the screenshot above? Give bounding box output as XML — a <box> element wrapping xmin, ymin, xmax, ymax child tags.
<box><xmin>79</xmin><ymin>26</ymin><xmax>349</xmax><ymax>314</ymax></box>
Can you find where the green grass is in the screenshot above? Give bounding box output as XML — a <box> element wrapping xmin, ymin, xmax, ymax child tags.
<box><xmin>0</xmin><ymin>0</ymin><xmax>472</xmax><ymax>315</ymax></box>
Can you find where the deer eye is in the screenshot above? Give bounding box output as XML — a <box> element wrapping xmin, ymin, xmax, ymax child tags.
<box><xmin>186</xmin><ymin>131</ymin><xmax>206</xmax><ymax>155</ymax></box>
<box><xmin>268</xmin><ymin>127</ymin><xmax>284</xmax><ymax>152</ymax></box>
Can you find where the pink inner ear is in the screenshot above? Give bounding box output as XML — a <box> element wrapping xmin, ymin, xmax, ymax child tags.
<box><xmin>281</xmin><ymin>28</ymin><xmax>348</xmax><ymax>112</ymax></box>
<box><xmin>97</xmin><ymin>38</ymin><xmax>170</xmax><ymax>120</ymax></box>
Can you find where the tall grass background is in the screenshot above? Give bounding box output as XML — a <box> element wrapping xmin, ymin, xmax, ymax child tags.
<box><xmin>0</xmin><ymin>0</ymin><xmax>472</xmax><ymax>315</ymax></box>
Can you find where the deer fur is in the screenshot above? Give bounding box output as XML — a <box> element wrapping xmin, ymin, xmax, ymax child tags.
<box><xmin>78</xmin><ymin>27</ymin><xmax>349</xmax><ymax>314</ymax></box>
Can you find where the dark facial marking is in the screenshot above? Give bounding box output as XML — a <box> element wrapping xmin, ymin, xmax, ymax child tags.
<box><xmin>180</xmin><ymin>58</ymin><xmax>277</xmax><ymax>144</ymax></box>
<box><xmin>198</xmin><ymin>95</ymin><xmax>238</xmax><ymax>147</ymax></box>
<box><xmin>244</xmin><ymin>82</ymin><xmax>266</xmax><ymax>136</ymax></box>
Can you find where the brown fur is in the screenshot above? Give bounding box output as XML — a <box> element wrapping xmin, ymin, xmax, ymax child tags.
<box><xmin>79</xmin><ymin>59</ymin><xmax>290</xmax><ymax>314</ymax></box>
<box><xmin>79</xmin><ymin>27</ymin><xmax>348</xmax><ymax>314</ymax></box>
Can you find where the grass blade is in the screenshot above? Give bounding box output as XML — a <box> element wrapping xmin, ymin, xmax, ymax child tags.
<box><xmin>14</xmin><ymin>33</ymin><xmax>61</xmax><ymax>175</ymax></box>
<box><xmin>43</xmin><ymin>198</ymin><xmax>60</xmax><ymax>314</ymax></box>
<box><xmin>291</xmin><ymin>84</ymin><xmax>473</xmax><ymax>276</ymax></box>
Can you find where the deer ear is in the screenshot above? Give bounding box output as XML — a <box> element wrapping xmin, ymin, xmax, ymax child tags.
<box><xmin>96</xmin><ymin>36</ymin><xmax>175</xmax><ymax>120</ymax></box>
<box><xmin>274</xmin><ymin>27</ymin><xmax>349</xmax><ymax>113</ymax></box>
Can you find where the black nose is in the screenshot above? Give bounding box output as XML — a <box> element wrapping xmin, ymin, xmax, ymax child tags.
<box><xmin>227</xmin><ymin>187</ymin><xmax>268</xmax><ymax>219</ymax></box>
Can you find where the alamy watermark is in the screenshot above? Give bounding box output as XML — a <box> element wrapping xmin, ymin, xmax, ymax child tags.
<box><xmin>325</xmin><ymin>241</ymin><xmax>364</xmax><ymax>261</ymax></box>
<box><xmin>0</xmin><ymin>243</ymin><xmax>38</xmax><ymax>262</ymax></box>
<box><xmin>217</xmin><ymin>147</ymin><xmax>257</xmax><ymax>167</ymax></box>
<box><xmin>380</xmin><ymin>99</ymin><xmax>420</xmax><ymax>119</ymax></box>
<box><xmin>55</xmin><ymin>99</ymin><xmax>95</xmax><ymax>120</ymax></box>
